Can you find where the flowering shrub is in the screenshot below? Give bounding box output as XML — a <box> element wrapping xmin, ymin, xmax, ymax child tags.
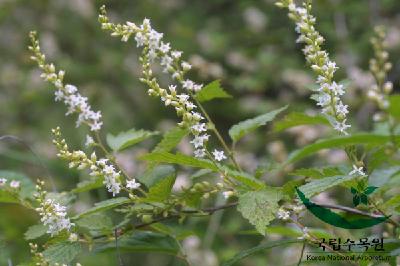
<box><xmin>1</xmin><ymin>1</ymin><xmax>399</xmax><ymax>265</ymax></box>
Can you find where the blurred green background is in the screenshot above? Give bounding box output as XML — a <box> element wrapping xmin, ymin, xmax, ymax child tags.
<box><xmin>0</xmin><ymin>0</ymin><xmax>399</xmax><ymax>265</ymax></box>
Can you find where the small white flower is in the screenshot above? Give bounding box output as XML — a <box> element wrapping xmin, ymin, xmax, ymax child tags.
<box><xmin>212</xmin><ymin>149</ymin><xmax>226</xmax><ymax>161</ymax></box>
<box><xmin>171</xmin><ymin>50</ymin><xmax>182</xmax><ymax>59</ymax></box>
<box><xmin>0</xmin><ymin>178</ymin><xmax>7</xmax><ymax>186</ymax></box>
<box><xmin>182</xmin><ymin>79</ymin><xmax>194</xmax><ymax>90</ymax></box>
<box><xmin>194</xmin><ymin>149</ymin><xmax>206</xmax><ymax>158</ymax></box>
<box><xmin>190</xmin><ymin>134</ymin><xmax>209</xmax><ymax>149</ymax></box>
<box><xmin>336</xmin><ymin>101</ymin><xmax>349</xmax><ymax>116</ymax></box>
<box><xmin>191</xmin><ymin>123</ymin><xmax>207</xmax><ymax>133</ymax></box>
<box><xmin>277</xmin><ymin>208</ymin><xmax>290</xmax><ymax>220</ymax></box>
<box><xmin>349</xmin><ymin>164</ymin><xmax>367</xmax><ymax>176</ymax></box>
<box><xmin>316</xmin><ymin>93</ymin><xmax>331</xmax><ymax>107</ymax></box>
<box><xmin>159</xmin><ymin>42</ymin><xmax>171</xmax><ymax>53</ymax></box>
<box><xmin>330</xmin><ymin>82</ymin><xmax>345</xmax><ymax>96</ymax></box>
<box><xmin>85</xmin><ymin>135</ymin><xmax>94</xmax><ymax>147</ymax></box>
<box><xmin>333</xmin><ymin>119</ymin><xmax>351</xmax><ymax>135</ymax></box>
<box><xmin>10</xmin><ymin>180</ymin><xmax>20</xmax><ymax>188</ymax></box>
<box><xmin>126</xmin><ymin>179</ymin><xmax>141</xmax><ymax>190</ymax></box>
<box><xmin>181</xmin><ymin>61</ymin><xmax>192</xmax><ymax>71</ymax></box>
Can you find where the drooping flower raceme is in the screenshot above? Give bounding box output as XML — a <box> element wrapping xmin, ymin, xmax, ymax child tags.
<box><xmin>367</xmin><ymin>26</ymin><xmax>393</xmax><ymax>114</ymax></box>
<box><xmin>29</xmin><ymin>32</ymin><xmax>103</xmax><ymax>131</ymax></box>
<box><xmin>34</xmin><ymin>180</ymin><xmax>74</xmax><ymax>236</ymax></box>
<box><xmin>276</xmin><ymin>0</ymin><xmax>351</xmax><ymax>135</ymax></box>
<box><xmin>52</xmin><ymin>127</ymin><xmax>136</xmax><ymax>196</ymax></box>
<box><xmin>98</xmin><ymin>7</ymin><xmax>225</xmax><ymax>160</ymax></box>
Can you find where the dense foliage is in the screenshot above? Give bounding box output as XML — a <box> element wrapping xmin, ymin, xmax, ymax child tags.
<box><xmin>1</xmin><ymin>0</ymin><xmax>400</xmax><ymax>265</ymax></box>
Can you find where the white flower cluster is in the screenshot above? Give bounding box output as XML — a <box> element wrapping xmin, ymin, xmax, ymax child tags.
<box><xmin>0</xmin><ymin>178</ymin><xmax>20</xmax><ymax>188</ymax></box>
<box><xmin>34</xmin><ymin>180</ymin><xmax>74</xmax><ymax>236</ymax></box>
<box><xmin>37</xmin><ymin>198</ymin><xmax>74</xmax><ymax>236</ymax></box>
<box><xmin>29</xmin><ymin>31</ymin><xmax>103</xmax><ymax>131</ymax></box>
<box><xmin>277</xmin><ymin>1</ymin><xmax>351</xmax><ymax>135</ymax></box>
<box><xmin>52</xmin><ymin>127</ymin><xmax>132</xmax><ymax>196</ymax></box>
<box><xmin>99</xmin><ymin>7</ymin><xmax>226</xmax><ymax>161</ymax></box>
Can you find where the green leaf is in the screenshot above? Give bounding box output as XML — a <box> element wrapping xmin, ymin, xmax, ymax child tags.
<box><xmin>274</xmin><ymin>112</ymin><xmax>330</xmax><ymax>132</ymax></box>
<box><xmin>0</xmin><ymin>190</ymin><xmax>19</xmax><ymax>203</ymax></box>
<box><xmin>353</xmin><ymin>195</ymin><xmax>360</xmax><ymax>206</ymax></box>
<box><xmin>146</xmin><ymin>172</ymin><xmax>176</xmax><ymax>202</ymax></box>
<box><xmin>140</xmin><ymin>152</ymin><xmax>217</xmax><ymax>170</ymax></box>
<box><xmin>73</xmin><ymin>197</ymin><xmax>130</xmax><ymax>219</ymax></box>
<box><xmin>97</xmin><ymin>231</ymin><xmax>179</xmax><ymax>255</ymax></box>
<box><xmin>152</xmin><ymin>127</ymin><xmax>188</xmax><ymax>153</ymax></box>
<box><xmin>388</xmin><ymin>95</ymin><xmax>400</xmax><ymax>119</ymax></box>
<box><xmin>290</xmin><ymin>168</ymin><xmax>323</xmax><ymax>179</ymax></box>
<box><xmin>286</xmin><ymin>134</ymin><xmax>397</xmax><ymax>164</ymax></box>
<box><xmin>0</xmin><ymin>170</ymin><xmax>35</xmax><ymax>200</ymax></box>
<box><xmin>42</xmin><ymin>242</ymin><xmax>81</xmax><ymax>265</ymax></box>
<box><xmin>195</xmin><ymin>80</ymin><xmax>232</xmax><ymax>102</ymax></box>
<box><xmin>140</xmin><ymin>152</ymin><xmax>265</xmax><ymax>189</ymax></box>
<box><xmin>222</xmin><ymin>239</ymin><xmax>302</xmax><ymax>266</ymax></box>
<box><xmin>298</xmin><ymin>175</ymin><xmax>357</xmax><ymax>198</ymax></box>
<box><xmin>237</xmin><ymin>187</ymin><xmax>282</xmax><ymax>235</ymax></box>
<box><xmin>189</xmin><ymin>169</ymin><xmax>214</xmax><ymax>180</ymax></box>
<box><xmin>364</xmin><ymin>186</ymin><xmax>378</xmax><ymax>195</ymax></box>
<box><xmin>76</xmin><ymin>213</ymin><xmax>113</xmax><ymax>232</ymax></box>
<box><xmin>360</xmin><ymin>194</ymin><xmax>368</xmax><ymax>205</ymax></box>
<box><xmin>106</xmin><ymin>128</ymin><xmax>158</xmax><ymax>151</ymax></box>
<box><xmin>24</xmin><ymin>224</ymin><xmax>47</xmax><ymax>240</ymax></box>
<box><xmin>138</xmin><ymin>165</ymin><xmax>176</xmax><ymax>188</ymax></box>
<box><xmin>229</xmin><ymin>105</ymin><xmax>288</xmax><ymax>143</ymax></box>
<box><xmin>221</xmin><ymin>166</ymin><xmax>265</xmax><ymax>190</ymax></box>
<box><xmin>71</xmin><ymin>177</ymin><xmax>103</xmax><ymax>193</ymax></box>
<box><xmin>368</xmin><ymin>166</ymin><xmax>400</xmax><ymax>187</ymax></box>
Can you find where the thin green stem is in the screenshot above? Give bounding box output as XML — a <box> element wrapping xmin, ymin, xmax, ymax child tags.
<box><xmin>191</xmin><ymin>94</ymin><xmax>243</xmax><ymax>172</ymax></box>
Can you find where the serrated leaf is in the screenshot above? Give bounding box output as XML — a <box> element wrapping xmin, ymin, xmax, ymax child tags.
<box><xmin>76</xmin><ymin>213</ymin><xmax>113</xmax><ymax>232</ymax></box>
<box><xmin>42</xmin><ymin>242</ymin><xmax>81</xmax><ymax>265</ymax></box>
<box><xmin>146</xmin><ymin>170</ymin><xmax>176</xmax><ymax>202</ymax></box>
<box><xmin>222</xmin><ymin>239</ymin><xmax>302</xmax><ymax>266</ymax></box>
<box><xmin>195</xmin><ymin>80</ymin><xmax>232</xmax><ymax>102</ymax></box>
<box><xmin>71</xmin><ymin>177</ymin><xmax>103</xmax><ymax>193</ymax></box>
<box><xmin>138</xmin><ymin>165</ymin><xmax>176</xmax><ymax>188</ymax></box>
<box><xmin>237</xmin><ymin>187</ymin><xmax>282</xmax><ymax>235</ymax></box>
<box><xmin>274</xmin><ymin>112</ymin><xmax>330</xmax><ymax>132</ymax></box>
<box><xmin>286</xmin><ymin>134</ymin><xmax>398</xmax><ymax>164</ymax></box>
<box><xmin>229</xmin><ymin>105</ymin><xmax>288</xmax><ymax>143</ymax></box>
<box><xmin>73</xmin><ymin>197</ymin><xmax>130</xmax><ymax>219</ymax></box>
<box><xmin>0</xmin><ymin>170</ymin><xmax>35</xmax><ymax>200</ymax></box>
<box><xmin>298</xmin><ymin>175</ymin><xmax>357</xmax><ymax>198</ymax></box>
<box><xmin>106</xmin><ymin>128</ymin><xmax>158</xmax><ymax>151</ymax></box>
<box><xmin>96</xmin><ymin>231</ymin><xmax>179</xmax><ymax>255</ymax></box>
<box><xmin>24</xmin><ymin>224</ymin><xmax>47</xmax><ymax>240</ymax></box>
<box><xmin>152</xmin><ymin>127</ymin><xmax>188</xmax><ymax>153</ymax></box>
